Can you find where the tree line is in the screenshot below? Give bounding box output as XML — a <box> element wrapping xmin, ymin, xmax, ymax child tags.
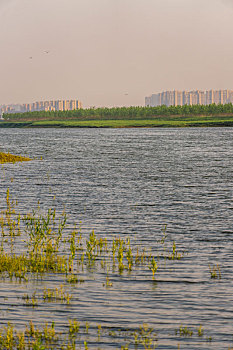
<box><xmin>3</xmin><ymin>103</ymin><xmax>233</xmax><ymax>121</ymax></box>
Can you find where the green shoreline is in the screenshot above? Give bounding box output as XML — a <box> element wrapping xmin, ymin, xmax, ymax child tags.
<box><xmin>1</xmin><ymin>118</ymin><xmax>233</xmax><ymax>128</ymax></box>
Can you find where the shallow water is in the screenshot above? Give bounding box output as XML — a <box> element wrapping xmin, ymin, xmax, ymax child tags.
<box><xmin>0</xmin><ymin>127</ymin><xmax>233</xmax><ymax>349</ymax></box>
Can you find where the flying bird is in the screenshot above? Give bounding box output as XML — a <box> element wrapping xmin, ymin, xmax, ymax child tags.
<box><xmin>44</xmin><ymin>50</ymin><xmax>50</xmax><ymax>54</ymax></box>
<box><xmin>29</xmin><ymin>57</ymin><xmax>33</xmax><ymax>59</ymax></box>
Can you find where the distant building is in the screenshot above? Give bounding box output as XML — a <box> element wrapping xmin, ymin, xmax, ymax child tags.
<box><xmin>0</xmin><ymin>99</ymin><xmax>82</xmax><ymax>116</ymax></box>
<box><xmin>145</xmin><ymin>90</ymin><xmax>233</xmax><ymax>107</ymax></box>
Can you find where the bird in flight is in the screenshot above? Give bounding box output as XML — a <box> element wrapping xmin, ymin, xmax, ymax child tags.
<box><xmin>44</xmin><ymin>50</ymin><xmax>50</xmax><ymax>54</ymax></box>
<box><xmin>29</xmin><ymin>57</ymin><xmax>33</xmax><ymax>59</ymax></box>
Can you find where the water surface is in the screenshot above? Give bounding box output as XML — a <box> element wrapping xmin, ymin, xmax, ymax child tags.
<box><xmin>0</xmin><ymin>128</ymin><xmax>232</xmax><ymax>349</ymax></box>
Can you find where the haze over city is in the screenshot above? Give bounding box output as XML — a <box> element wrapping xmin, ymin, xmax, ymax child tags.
<box><xmin>1</xmin><ymin>0</ymin><xmax>233</xmax><ymax>108</ymax></box>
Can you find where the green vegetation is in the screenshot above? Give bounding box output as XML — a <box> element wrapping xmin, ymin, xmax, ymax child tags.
<box><xmin>0</xmin><ymin>320</ymin><xmax>214</xmax><ymax>349</ymax></box>
<box><xmin>209</xmin><ymin>263</ymin><xmax>221</xmax><ymax>279</ymax></box>
<box><xmin>175</xmin><ymin>325</ymin><xmax>193</xmax><ymax>337</ymax></box>
<box><xmin>1</xmin><ymin>116</ymin><xmax>233</xmax><ymax>128</ymax></box>
<box><xmin>0</xmin><ymin>321</ymin><xmax>159</xmax><ymax>350</ymax></box>
<box><xmin>0</xmin><ymin>152</ymin><xmax>31</xmax><ymax>164</ymax></box>
<box><xmin>1</xmin><ymin>104</ymin><xmax>233</xmax><ymax>128</ymax></box>
<box><xmin>175</xmin><ymin>325</ymin><xmax>212</xmax><ymax>343</ymax></box>
<box><xmin>0</xmin><ymin>188</ymin><xmax>184</xmax><ymax>282</ymax></box>
<box><xmin>0</xmin><ymin>189</ymin><xmax>219</xmax><ymax>348</ymax></box>
<box><xmin>3</xmin><ymin>103</ymin><xmax>233</xmax><ymax>121</ymax></box>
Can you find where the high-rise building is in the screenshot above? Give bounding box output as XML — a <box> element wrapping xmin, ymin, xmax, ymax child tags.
<box><xmin>0</xmin><ymin>99</ymin><xmax>82</xmax><ymax>116</ymax></box>
<box><xmin>197</xmin><ymin>91</ymin><xmax>205</xmax><ymax>105</ymax></box>
<box><xmin>183</xmin><ymin>91</ymin><xmax>192</xmax><ymax>105</ymax></box>
<box><xmin>145</xmin><ymin>90</ymin><xmax>233</xmax><ymax>107</ymax></box>
<box><xmin>175</xmin><ymin>91</ymin><xmax>183</xmax><ymax>106</ymax></box>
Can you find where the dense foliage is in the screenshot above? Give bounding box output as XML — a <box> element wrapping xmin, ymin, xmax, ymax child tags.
<box><xmin>3</xmin><ymin>103</ymin><xmax>233</xmax><ymax>121</ymax></box>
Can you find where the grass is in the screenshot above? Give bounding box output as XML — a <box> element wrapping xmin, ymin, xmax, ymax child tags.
<box><xmin>209</xmin><ymin>263</ymin><xmax>221</xmax><ymax>279</ymax></box>
<box><xmin>0</xmin><ymin>319</ymin><xmax>214</xmax><ymax>350</ymax></box>
<box><xmin>0</xmin><ymin>321</ymin><xmax>159</xmax><ymax>350</ymax></box>
<box><xmin>1</xmin><ymin>114</ymin><xmax>233</xmax><ymax>128</ymax></box>
<box><xmin>0</xmin><ymin>189</ymin><xmax>219</xmax><ymax>348</ymax></box>
<box><xmin>0</xmin><ymin>189</ymin><xmax>185</xmax><ymax>282</ymax></box>
<box><xmin>0</xmin><ymin>152</ymin><xmax>31</xmax><ymax>164</ymax></box>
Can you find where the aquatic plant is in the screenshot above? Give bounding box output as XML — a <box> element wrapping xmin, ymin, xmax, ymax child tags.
<box><xmin>2</xmin><ymin>189</ymin><xmax>219</xmax><ymax>349</ymax></box>
<box><xmin>149</xmin><ymin>257</ymin><xmax>158</xmax><ymax>279</ymax></box>
<box><xmin>209</xmin><ymin>263</ymin><xmax>221</xmax><ymax>279</ymax></box>
<box><xmin>43</xmin><ymin>285</ymin><xmax>72</xmax><ymax>304</ymax></box>
<box><xmin>168</xmin><ymin>241</ymin><xmax>183</xmax><ymax>260</ymax></box>
<box><xmin>22</xmin><ymin>291</ymin><xmax>38</xmax><ymax>307</ymax></box>
<box><xmin>69</xmin><ymin>320</ymin><xmax>80</xmax><ymax>335</ymax></box>
<box><xmin>103</xmin><ymin>276</ymin><xmax>113</xmax><ymax>288</ymax></box>
<box><xmin>138</xmin><ymin>324</ymin><xmax>157</xmax><ymax>349</ymax></box>
<box><xmin>0</xmin><ymin>152</ymin><xmax>31</xmax><ymax>164</ymax></box>
<box><xmin>97</xmin><ymin>324</ymin><xmax>102</xmax><ymax>339</ymax></box>
<box><xmin>0</xmin><ymin>320</ymin><xmax>214</xmax><ymax>349</ymax></box>
<box><xmin>160</xmin><ymin>225</ymin><xmax>167</xmax><ymax>245</ymax></box>
<box><xmin>66</xmin><ymin>274</ymin><xmax>80</xmax><ymax>284</ymax></box>
<box><xmin>0</xmin><ymin>190</ymin><xmax>187</xmax><ymax>284</ymax></box>
<box><xmin>175</xmin><ymin>325</ymin><xmax>193</xmax><ymax>337</ymax></box>
<box><xmin>197</xmin><ymin>325</ymin><xmax>203</xmax><ymax>337</ymax></box>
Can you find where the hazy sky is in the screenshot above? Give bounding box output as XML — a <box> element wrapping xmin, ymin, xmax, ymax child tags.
<box><xmin>0</xmin><ymin>0</ymin><xmax>233</xmax><ymax>107</ymax></box>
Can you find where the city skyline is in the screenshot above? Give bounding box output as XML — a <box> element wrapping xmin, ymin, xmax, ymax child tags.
<box><xmin>145</xmin><ymin>89</ymin><xmax>233</xmax><ymax>107</ymax></box>
<box><xmin>2</xmin><ymin>88</ymin><xmax>233</xmax><ymax>117</ymax></box>
<box><xmin>0</xmin><ymin>99</ymin><xmax>82</xmax><ymax>117</ymax></box>
<box><xmin>1</xmin><ymin>0</ymin><xmax>233</xmax><ymax>107</ymax></box>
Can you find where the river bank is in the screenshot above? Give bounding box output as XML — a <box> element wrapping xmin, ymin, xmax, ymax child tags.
<box><xmin>1</xmin><ymin>117</ymin><xmax>233</xmax><ymax>128</ymax></box>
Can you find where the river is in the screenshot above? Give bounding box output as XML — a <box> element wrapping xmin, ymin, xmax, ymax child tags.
<box><xmin>0</xmin><ymin>127</ymin><xmax>232</xmax><ymax>349</ymax></box>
